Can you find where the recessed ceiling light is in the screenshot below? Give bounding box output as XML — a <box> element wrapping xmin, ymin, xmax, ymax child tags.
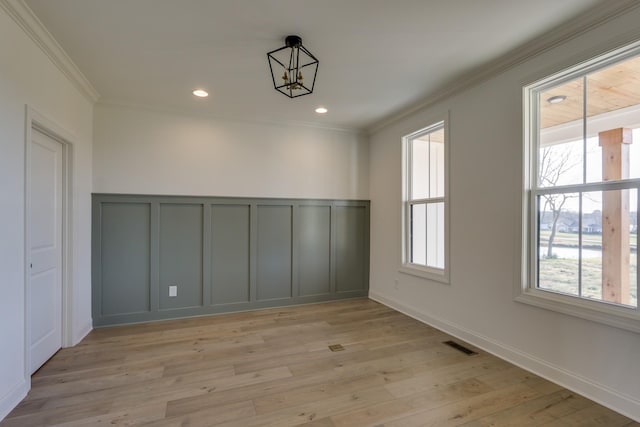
<box><xmin>315</xmin><ymin>107</ymin><xmax>328</xmax><ymax>114</ymax></box>
<box><xmin>193</xmin><ymin>89</ymin><xmax>209</xmax><ymax>98</ymax></box>
<box><xmin>547</xmin><ymin>95</ymin><xmax>566</xmax><ymax>104</ymax></box>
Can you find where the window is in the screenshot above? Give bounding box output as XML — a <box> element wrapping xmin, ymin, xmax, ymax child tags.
<box><xmin>402</xmin><ymin>121</ymin><xmax>448</xmax><ymax>282</ymax></box>
<box><xmin>522</xmin><ymin>41</ymin><xmax>640</xmax><ymax>332</ymax></box>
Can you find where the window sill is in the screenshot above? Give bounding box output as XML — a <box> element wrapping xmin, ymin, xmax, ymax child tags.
<box><xmin>515</xmin><ymin>288</ymin><xmax>640</xmax><ymax>334</ymax></box>
<box><xmin>399</xmin><ymin>264</ymin><xmax>449</xmax><ymax>284</ymax></box>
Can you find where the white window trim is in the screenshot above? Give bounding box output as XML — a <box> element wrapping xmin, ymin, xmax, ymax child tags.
<box><xmin>400</xmin><ymin>117</ymin><xmax>450</xmax><ymax>284</ymax></box>
<box><xmin>519</xmin><ymin>41</ymin><xmax>640</xmax><ymax>333</ymax></box>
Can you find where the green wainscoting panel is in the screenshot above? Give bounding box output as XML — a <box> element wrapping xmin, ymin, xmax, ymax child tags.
<box><xmin>335</xmin><ymin>205</ymin><xmax>369</xmax><ymax>293</ymax></box>
<box><xmin>92</xmin><ymin>194</ymin><xmax>369</xmax><ymax>326</ymax></box>
<box><xmin>159</xmin><ymin>204</ymin><xmax>204</xmax><ymax>310</ymax></box>
<box><xmin>256</xmin><ymin>205</ymin><xmax>292</xmax><ymax>301</ymax></box>
<box><xmin>298</xmin><ymin>205</ymin><xmax>331</xmax><ymax>296</ymax></box>
<box><xmin>96</xmin><ymin>203</ymin><xmax>151</xmax><ymax>317</ymax></box>
<box><xmin>211</xmin><ymin>205</ymin><xmax>250</xmax><ymax>305</ymax></box>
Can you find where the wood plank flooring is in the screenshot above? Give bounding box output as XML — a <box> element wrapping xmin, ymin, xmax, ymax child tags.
<box><xmin>2</xmin><ymin>298</ymin><xmax>637</xmax><ymax>426</ymax></box>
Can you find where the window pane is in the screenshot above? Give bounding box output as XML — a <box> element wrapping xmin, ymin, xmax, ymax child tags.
<box><xmin>585</xmin><ymin>135</ymin><xmax>602</xmax><ymax>184</ymax></box>
<box><xmin>586</xmin><ymin>57</ymin><xmax>640</xmax><ymax>119</ymax></box>
<box><xmin>539</xmin><ymin>77</ymin><xmax>584</xmax><ymax>130</ymax></box>
<box><xmin>582</xmin><ymin>190</ymin><xmax>637</xmax><ymax>307</ymax></box>
<box><xmin>633</xmin><ymin>190</ymin><xmax>639</xmax><ymax>306</ymax></box>
<box><xmin>632</xmin><ymin>129</ymin><xmax>640</xmax><ymax>179</ymax></box>
<box><xmin>406</xmin><ymin>122</ymin><xmax>446</xmax><ymax>273</ymax></box>
<box><xmin>586</xmin><ymin>126</ymin><xmax>638</xmax><ymax>182</ymax></box>
<box><xmin>538</xmin><ymin>77</ymin><xmax>584</xmax><ymax>187</ymax></box>
<box><xmin>429</xmin><ymin>134</ymin><xmax>445</xmax><ymax>198</ymax></box>
<box><xmin>538</xmin><ymin>139</ymin><xmax>583</xmax><ymax>188</ymax></box>
<box><xmin>586</xmin><ymin>56</ymin><xmax>640</xmax><ymax>181</ymax></box>
<box><xmin>537</xmin><ymin>192</ymin><xmax>580</xmax><ymax>296</ymax></box>
<box><xmin>411</xmin><ymin>203</ymin><xmax>426</xmax><ymax>265</ymax></box>
<box><xmin>426</xmin><ymin>202</ymin><xmax>445</xmax><ymax>269</ymax></box>
<box><xmin>411</xmin><ymin>137</ymin><xmax>429</xmax><ymax>200</ymax></box>
<box><xmin>581</xmin><ymin>192</ymin><xmax>603</xmax><ymax>301</ymax></box>
<box><xmin>632</xmin><ymin>212</ymin><xmax>638</xmax><ymax>308</ymax></box>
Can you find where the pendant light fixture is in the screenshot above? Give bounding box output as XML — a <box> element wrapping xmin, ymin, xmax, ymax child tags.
<box><xmin>267</xmin><ymin>35</ymin><xmax>318</xmax><ymax>98</ymax></box>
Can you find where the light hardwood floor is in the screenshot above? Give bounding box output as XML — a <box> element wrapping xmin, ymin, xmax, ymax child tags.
<box><xmin>2</xmin><ymin>298</ymin><xmax>638</xmax><ymax>426</ymax></box>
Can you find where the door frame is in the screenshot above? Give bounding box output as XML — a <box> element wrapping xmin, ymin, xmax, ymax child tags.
<box><xmin>24</xmin><ymin>106</ymin><xmax>75</xmax><ymax>379</ymax></box>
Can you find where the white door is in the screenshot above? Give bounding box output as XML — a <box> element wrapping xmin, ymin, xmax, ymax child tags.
<box><xmin>29</xmin><ymin>128</ymin><xmax>63</xmax><ymax>374</ymax></box>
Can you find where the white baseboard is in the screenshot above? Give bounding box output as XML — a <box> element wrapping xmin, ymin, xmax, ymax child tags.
<box><xmin>72</xmin><ymin>318</ymin><xmax>92</xmax><ymax>346</ymax></box>
<box><xmin>0</xmin><ymin>379</ymin><xmax>29</xmax><ymax>422</ymax></box>
<box><xmin>369</xmin><ymin>290</ymin><xmax>640</xmax><ymax>422</ymax></box>
<box><xmin>1</xmin><ymin>316</ymin><xmax>92</xmax><ymax>421</ymax></box>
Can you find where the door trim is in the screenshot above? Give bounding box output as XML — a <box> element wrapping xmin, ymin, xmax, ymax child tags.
<box><xmin>24</xmin><ymin>106</ymin><xmax>75</xmax><ymax>380</ymax></box>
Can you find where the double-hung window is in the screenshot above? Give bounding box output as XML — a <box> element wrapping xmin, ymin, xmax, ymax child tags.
<box><xmin>402</xmin><ymin>121</ymin><xmax>448</xmax><ymax>282</ymax></box>
<box><xmin>522</xmin><ymin>41</ymin><xmax>640</xmax><ymax>331</ymax></box>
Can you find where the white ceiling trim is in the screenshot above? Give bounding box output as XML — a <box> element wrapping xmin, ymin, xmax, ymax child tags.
<box><xmin>0</xmin><ymin>0</ymin><xmax>100</xmax><ymax>102</ymax></box>
<box><xmin>367</xmin><ymin>0</ymin><xmax>640</xmax><ymax>135</ymax></box>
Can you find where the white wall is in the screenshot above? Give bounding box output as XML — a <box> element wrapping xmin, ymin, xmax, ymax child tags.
<box><xmin>0</xmin><ymin>4</ymin><xmax>93</xmax><ymax>420</ymax></box>
<box><xmin>94</xmin><ymin>104</ymin><xmax>369</xmax><ymax>200</ymax></box>
<box><xmin>369</xmin><ymin>8</ymin><xmax>640</xmax><ymax>421</ymax></box>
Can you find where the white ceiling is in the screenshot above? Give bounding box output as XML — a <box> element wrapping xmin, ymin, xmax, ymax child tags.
<box><xmin>25</xmin><ymin>0</ymin><xmax>604</xmax><ymax>131</ymax></box>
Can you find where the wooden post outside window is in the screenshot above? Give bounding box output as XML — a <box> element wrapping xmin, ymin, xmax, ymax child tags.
<box><xmin>598</xmin><ymin>128</ymin><xmax>632</xmax><ymax>305</ymax></box>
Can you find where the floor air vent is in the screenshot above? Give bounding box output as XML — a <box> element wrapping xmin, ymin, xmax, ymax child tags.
<box><xmin>443</xmin><ymin>340</ymin><xmax>478</xmax><ymax>355</ymax></box>
<box><xmin>328</xmin><ymin>344</ymin><xmax>345</xmax><ymax>352</ymax></box>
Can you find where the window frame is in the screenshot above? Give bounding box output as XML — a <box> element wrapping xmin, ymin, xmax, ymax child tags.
<box><xmin>520</xmin><ymin>41</ymin><xmax>640</xmax><ymax>333</ymax></box>
<box><xmin>400</xmin><ymin>119</ymin><xmax>450</xmax><ymax>283</ymax></box>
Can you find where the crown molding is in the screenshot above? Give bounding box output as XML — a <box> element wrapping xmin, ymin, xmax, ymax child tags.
<box><xmin>0</xmin><ymin>0</ymin><xmax>100</xmax><ymax>103</ymax></box>
<box><xmin>367</xmin><ymin>0</ymin><xmax>640</xmax><ymax>135</ymax></box>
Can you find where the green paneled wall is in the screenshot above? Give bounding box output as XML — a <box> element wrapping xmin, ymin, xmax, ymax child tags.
<box><xmin>99</xmin><ymin>203</ymin><xmax>151</xmax><ymax>316</ymax></box>
<box><xmin>210</xmin><ymin>205</ymin><xmax>250</xmax><ymax>305</ymax></box>
<box><xmin>159</xmin><ymin>204</ymin><xmax>203</xmax><ymax>310</ymax></box>
<box><xmin>256</xmin><ymin>205</ymin><xmax>293</xmax><ymax>300</ymax></box>
<box><xmin>298</xmin><ymin>205</ymin><xmax>331</xmax><ymax>296</ymax></box>
<box><xmin>92</xmin><ymin>195</ymin><xmax>370</xmax><ymax>326</ymax></box>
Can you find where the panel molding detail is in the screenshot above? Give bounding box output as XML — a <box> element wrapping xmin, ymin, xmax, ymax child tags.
<box><xmin>92</xmin><ymin>194</ymin><xmax>370</xmax><ymax>326</ymax></box>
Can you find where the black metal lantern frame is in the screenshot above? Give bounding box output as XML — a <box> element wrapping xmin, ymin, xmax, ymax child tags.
<box><xmin>267</xmin><ymin>35</ymin><xmax>319</xmax><ymax>98</ymax></box>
